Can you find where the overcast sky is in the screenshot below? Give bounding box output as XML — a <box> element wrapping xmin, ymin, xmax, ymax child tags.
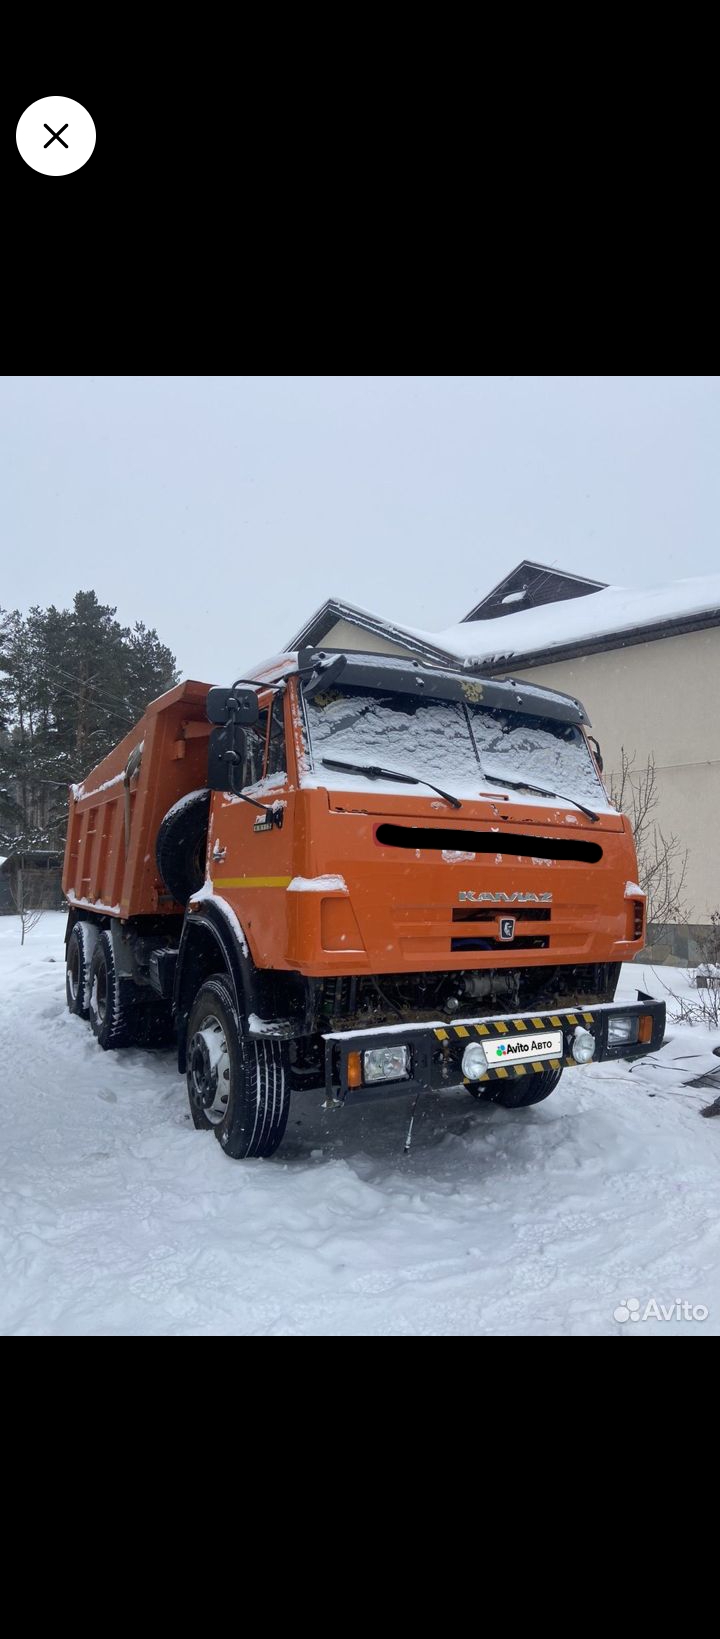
<box><xmin>2</xmin><ymin>375</ymin><xmax>718</xmax><ymax>684</ymax></box>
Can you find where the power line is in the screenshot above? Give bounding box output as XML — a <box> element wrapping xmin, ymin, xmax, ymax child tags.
<box><xmin>8</xmin><ymin>656</ymin><xmax>137</xmax><ymax>733</ymax></box>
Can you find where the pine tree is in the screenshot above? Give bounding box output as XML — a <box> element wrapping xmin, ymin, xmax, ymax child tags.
<box><xmin>0</xmin><ymin>592</ymin><xmax>179</xmax><ymax>852</ymax></box>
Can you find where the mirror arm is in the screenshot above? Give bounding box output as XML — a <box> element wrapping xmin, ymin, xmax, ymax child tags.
<box><xmin>230</xmin><ymin>677</ymin><xmax>284</xmax><ymax>696</ymax></box>
<box><xmin>226</xmin><ymin>757</ymin><xmax>284</xmax><ymax>825</ymax></box>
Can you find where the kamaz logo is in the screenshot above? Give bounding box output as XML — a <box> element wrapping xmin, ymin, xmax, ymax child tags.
<box><xmin>458</xmin><ymin>890</ymin><xmax>553</xmax><ymax>904</ymax></box>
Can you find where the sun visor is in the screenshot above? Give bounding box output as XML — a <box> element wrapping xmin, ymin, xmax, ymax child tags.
<box><xmin>310</xmin><ymin>652</ymin><xmax>589</xmax><ymax>727</ymax></box>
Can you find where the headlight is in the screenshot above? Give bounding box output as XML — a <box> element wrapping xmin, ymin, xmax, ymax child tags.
<box><xmin>363</xmin><ymin>1046</ymin><xmax>410</xmax><ymax>1084</ymax></box>
<box><xmin>572</xmin><ymin>1028</ymin><xmax>596</xmax><ymax>1064</ymax></box>
<box><xmin>607</xmin><ymin>1014</ymin><xmax>640</xmax><ymax>1046</ymax></box>
<box><xmin>461</xmin><ymin>1042</ymin><xmax>488</xmax><ymax>1079</ymax></box>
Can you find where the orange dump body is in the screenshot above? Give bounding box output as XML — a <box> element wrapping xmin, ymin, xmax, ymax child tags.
<box><xmin>62</xmin><ymin>681</ymin><xmax>212</xmax><ymax>919</ymax></box>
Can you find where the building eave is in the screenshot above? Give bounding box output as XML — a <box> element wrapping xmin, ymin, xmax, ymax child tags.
<box><xmin>467</xmin><ymin>608</ymin><xmax>720</xmax><ymax>674</ymax></box>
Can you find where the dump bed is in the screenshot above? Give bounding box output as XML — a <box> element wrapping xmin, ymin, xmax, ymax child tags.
<box><xmin>62</xmin><ymin>680</ymin><xmax>212</xmax><ymax>920</ymax></box>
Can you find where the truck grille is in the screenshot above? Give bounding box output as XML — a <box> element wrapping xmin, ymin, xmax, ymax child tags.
<box><xmin>451</xmin><ymin>935</ymin><xmax>550</xmax><ymax>951</ymax></box>
<box><xmin>452</xmin><ymin>908</ymin><xmax>551</xmax><ymax>923</ymax></box>
<box><xmin>388</xmin><ymin>901</ymin><xmax>556</xmax><ymax>957</ymax></box>
<box><xmin>450</xmin><ymin>904</ymin><xmax>550</xmax><ymax>951</ymax></box>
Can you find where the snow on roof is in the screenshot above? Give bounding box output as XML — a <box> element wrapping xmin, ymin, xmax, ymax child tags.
<box><xmin>409</xmin><ymin>574</ymin><xmax>720</xmax><ymax>667</ymax></box>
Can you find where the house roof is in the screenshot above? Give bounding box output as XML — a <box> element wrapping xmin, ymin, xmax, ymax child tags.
<box><xmin>289</xmin><ymin>573</ymin><xmax>720</xmax><ymax>674</ymax></box>
<box><xmin>424</xmin><ymin>573</ymin><xmax>720</xmax><ymax>669</ymax></box>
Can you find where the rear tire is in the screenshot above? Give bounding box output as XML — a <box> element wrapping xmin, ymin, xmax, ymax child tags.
<box><xmin>88</xmin><ymin>930</ymin><xmax>141</xmax><ymax>1050</ymax></box>
<box><xmin>66</xmin><ymin>920</ymin><xmax>99</xmax><ymax>1018</ymax></box>
<box><xmin>156</xmin><ymin>789</ymin><xmax>210</xmax><ymax>907</ymax></box>
<box><xmin>471</xmin><ymin>1067</ymin><xmax>563</xmax><ymax>1108</ymax></box>
<box><xmin>186</xmin><ymin>974</ymin><xmax>291</xmax><ymax>1158</ymax></box>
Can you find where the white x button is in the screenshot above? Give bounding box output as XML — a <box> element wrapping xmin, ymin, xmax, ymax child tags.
<box><xmin>16</xmin><ymin>96</ymin><xmax>96</xmax><ymax>176</ymax></box>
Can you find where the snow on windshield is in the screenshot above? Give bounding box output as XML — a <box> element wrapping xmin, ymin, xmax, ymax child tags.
<box><xmin>304</xmin><ymin>687</ymin><xmax>608</xmax><ymax>806</ymax></box>
<box><xmin>306</xmin><ymin>691</ymin><xmax>481</xmax><ymax>786</ymax></box>
<box><xmin>467</xmin><ymin>705</ymin><xmax>607</xmax><ymax>805</ymax></box>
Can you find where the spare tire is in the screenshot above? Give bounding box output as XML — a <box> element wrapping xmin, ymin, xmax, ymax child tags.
<box><xmin>156</xmin><ymin>788</ymin><xmax>211</xmax><ymax>907</ymax></box>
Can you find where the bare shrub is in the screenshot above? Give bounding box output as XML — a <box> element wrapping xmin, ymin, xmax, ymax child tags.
<box><xmin>610</xmin><ymin>749</ymin><xmax>688</xmax><ymax>926</ymax></box>
<box><xmin>8</xmin><ymin>859</ymin><xmax>54</xmax><ymax>945</ymax></box>
<box><xmin>661</xmin><ymin>912</ymin><xmax>720</xmax><ymax>1030</ymax></box>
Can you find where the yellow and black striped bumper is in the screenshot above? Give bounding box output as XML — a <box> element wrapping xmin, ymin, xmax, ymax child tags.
<box><xmin>432</xmin><ymin>1010</ymin><xmax>599</xmax><ymax>1081</ymax></box>
<box><xmin>323</xmin><ymin>1001</ymin><xmax>666</xmax><ymax>1101</ymax></box>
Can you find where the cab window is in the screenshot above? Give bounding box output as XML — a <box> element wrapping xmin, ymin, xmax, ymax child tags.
<box><xmin>240</xmin><ymin>697</ymin><xmax>287</xmax><ymax>788</ymax></box>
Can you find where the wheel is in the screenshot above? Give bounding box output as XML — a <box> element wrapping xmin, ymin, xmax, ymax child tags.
<box><xmin>156</xmin><ymin>788</ymin><xmax>211</xmax><ymax>907</ymax></box>
<box><xmin>88</xmin><ymin>929</ymin><xmax>141</xmax><ymax>1050</ymax></box>
<box><xmin>470</xmin><ymin>1067</ymin><xmax>563</xmax><ymax>1108</ymax></box>
<box><xmin>65</xmin><ymin>920</ymin><xmax>99</xmax><ymax>1018</ymax></box>
<box><xmin>186</xmin><ymin>974</ymin><xmax>291</xmax><ymax>1159</ymax></box>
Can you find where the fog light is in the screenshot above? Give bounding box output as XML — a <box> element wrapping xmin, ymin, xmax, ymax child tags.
<box><xmin>461</xmin><ymin>1041</ymin><xmax>488</xmax><ymax>1079</ymax></box>
<box><xmin>363</xmin><ymin>1046</ymin><xmax>410</xmax><ymax>1084</ymax></box>
<box><xmin>572</xmin><ymin>1027</ymin><xmax>596</xmax><ymax>1064</ymax></box>
<box><xmin>607</xmin><ymin>1014</ymin><xmax>640</xmax><ymax>1046</ymax></box>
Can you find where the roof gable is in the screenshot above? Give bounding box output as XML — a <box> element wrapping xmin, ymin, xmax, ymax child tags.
<box><xmin>288</xmin><ymin>598</ymin><xmax>450</xmax><ymax>665</ymax></box>
<box><xmin>463</xmin><ymin>561</ymin><xmax>606</xmax><ymax>622</ymax></box>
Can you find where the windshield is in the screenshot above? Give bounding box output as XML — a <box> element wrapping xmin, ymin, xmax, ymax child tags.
<box><xmin>303</xmin><ymin>685</ymin><xmax>608</xmax><ymax>808</ymax></box>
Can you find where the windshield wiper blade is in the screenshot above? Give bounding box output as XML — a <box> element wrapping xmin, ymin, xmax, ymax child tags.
<box><xmin>320</xmin><ymin>757</ymin><xmax>462</xmax><ymax>809</ymax></box>
<box><xmin>481</xmin><ymin>768</ymin><xmax>599</xmax><ymax>824</ymax></box>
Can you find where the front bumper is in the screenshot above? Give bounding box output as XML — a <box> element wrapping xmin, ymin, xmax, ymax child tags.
<box><xmin>323</xmin><ymin>999</ymin><xmax>666</xmax><ymax>1102</ymax></box>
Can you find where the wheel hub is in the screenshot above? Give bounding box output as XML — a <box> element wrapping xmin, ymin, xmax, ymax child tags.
<box><xmin>188</xmin><ymin>1016</ymin><xmax>231</xmax><ymax>1125</ymax></box>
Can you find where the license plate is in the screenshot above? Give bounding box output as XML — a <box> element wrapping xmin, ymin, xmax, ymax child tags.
<box><xmin>489</xmin><ymin>1029</ymin><xmax>563</xmax><ymax>1065</ymax></box>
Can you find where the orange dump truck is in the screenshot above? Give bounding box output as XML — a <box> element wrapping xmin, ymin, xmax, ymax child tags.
<box><xmin>62</xmin><ymin>648</ymin><xmax>665</xmax><ymax>1158</ymax></box>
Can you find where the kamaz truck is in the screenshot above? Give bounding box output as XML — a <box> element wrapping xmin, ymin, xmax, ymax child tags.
<box><xmin>62</xmin><ymin>647</ymin><xmax>665</xmax><ymax>1157</ymax></box>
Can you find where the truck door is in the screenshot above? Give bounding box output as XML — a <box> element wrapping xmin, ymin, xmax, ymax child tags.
<box><xmin>208</xmin><ymin>690</ymin><xmax>295</xmax><ymax>972</ymax></box>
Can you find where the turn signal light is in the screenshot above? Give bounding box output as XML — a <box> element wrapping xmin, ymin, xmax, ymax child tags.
<box><xmin>638</xmin><ymin>1014</ymin><xmax>653</xmax><ymax>1044</ymax></box>
<box><xmin>347</xmin><ymin>1051</ymin><xmax>362</xmax><ymax>1088</ymax></box>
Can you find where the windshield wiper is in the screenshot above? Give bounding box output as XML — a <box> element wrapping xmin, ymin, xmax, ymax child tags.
<box><xmin>320</xmin><ymin>757</ymin><xmax>462</xmax><ymax>810</ymax></box>
<box><xmin>481</xmin><ymin>768</ymin><xmax>599</xmax><ymax>824</ymax></box>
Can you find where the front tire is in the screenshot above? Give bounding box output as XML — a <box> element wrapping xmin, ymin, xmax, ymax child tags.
<box><xmin>186</xmin><ymin>974</ymin><xmax>291</xmax><ymax>1158</ymax></box>
<box><xmin>471</xmin><ymin>1067</ymin><xmax>563</xmax><ymax>1108</ymax></box>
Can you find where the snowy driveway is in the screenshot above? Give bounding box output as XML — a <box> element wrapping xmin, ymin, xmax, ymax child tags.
<box><xmin>1</xmin><ymin>915</ymin><xmax>719</xmax><ymax>1335</ymax></box>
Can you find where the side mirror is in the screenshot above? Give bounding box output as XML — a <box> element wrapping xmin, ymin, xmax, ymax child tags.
<box><xmin>207</xmin><ymin>685</ymin><xmax>259</xmax><ymax>726</ymax></box>
<box><xmin>208</xmin><ymin>723</ymin><xmax>248</xmax><ymax>791</ymax></box>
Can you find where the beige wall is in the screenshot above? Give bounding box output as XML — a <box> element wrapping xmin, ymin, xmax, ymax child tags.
<box><xmin>321</xmin><ymin>618</ymin><xmax>419</xmax><ymax>658</ymax></box>
<box><xmin>511</xmin><ymin>629</ymin><xmax>720</xmax><ymax>922</ymax></box>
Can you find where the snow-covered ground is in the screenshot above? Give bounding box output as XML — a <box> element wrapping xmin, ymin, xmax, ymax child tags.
<box><xmin>2</xmin><ymin>913</ymin><xmax>719</xmax><ymax>1336</ymax></box>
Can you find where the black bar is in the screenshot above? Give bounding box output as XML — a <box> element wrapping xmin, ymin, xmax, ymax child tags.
<box><xmin>322</xmin><ymin>1000</ymin><xmax>666</xmax><ymax>1102</ymax></box>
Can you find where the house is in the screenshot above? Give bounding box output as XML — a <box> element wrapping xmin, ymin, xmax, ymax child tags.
<box><xmin>0</xmin><ymin>850</ymin><xmax>65</xmax><ymax>916</ymax></box>
<box><xmin>289</xmin><ymin>563</ymin><xmax>720</xmax><ymax>959</ymax></box>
